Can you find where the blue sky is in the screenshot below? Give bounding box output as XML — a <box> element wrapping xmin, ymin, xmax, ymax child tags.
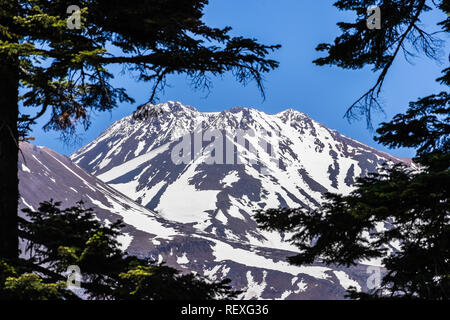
<box><xmin>28</xmin><ymin>0</ymin><xmax>448</xmax><ymax>157</ymax></box>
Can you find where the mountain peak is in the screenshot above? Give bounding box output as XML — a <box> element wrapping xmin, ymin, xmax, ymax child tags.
<box><xmin>165</xmin><ymin>100</ymin><xmax>198</xmax><ymax>112</ymax></box>
<box><xmin>66</xmin><ymin>101</ymin><xmax>409</xmax><ymax>299</ymax></box>
<box><xmin>228</xmin><ymin>106</ymin><xmax>250</xmax><ymax>113</ymax></box>
<box><xmin>277</xmin><ymin>107</ymin><xmax>307</xmax><ymax>117</ymax></box>
<box><xmin>134</xmin><ymin>101</ymin><xmax>198</xmax><ymax>119</ymax></box>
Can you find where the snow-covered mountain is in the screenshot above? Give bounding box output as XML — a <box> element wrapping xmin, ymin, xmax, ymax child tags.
<box><xmin>18</xmin><ymin>142</ymin><xmax>183</xmax><ymax>251</ymax></box>
<box><xmin>19</xmin><ymin>101</ymin><xmax>407</xmax><ymax>299</ymax></box>
<box><xmin>19</xmin><ymin>141</ymin><xmax>371</xmax><ymax>300</ymax></box>
<box><xmin>71</xmin><ymin>101</ymin><xmax>405</xmax><ymax>250</ymax></box>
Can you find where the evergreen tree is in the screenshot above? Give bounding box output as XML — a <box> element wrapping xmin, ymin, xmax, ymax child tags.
<box><xmin>256</xmin><ymin>1</ymin><xmax>449</xmax><ymax>299</ymax></box>
<box><xmin>0</xmin><ymin>200</ymin><xmax>239</xmax><ymax>300</ymax></box>
<box><xmin>0</xmin><ymin>0</ymin><xmax>280</xmax><ymax>260</ymax></box>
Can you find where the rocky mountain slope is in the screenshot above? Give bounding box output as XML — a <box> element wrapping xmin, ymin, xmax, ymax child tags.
<box><xmin>71</xmin><ymin>101</ymin><xmax>404</xmax><ymax>251</ymax></box>
<box><xmin>19</xmin><ymin>101</ymin><xmax>407</xmax><ymax>299</ymax></box>
<box><xmin>19</xmin><ymin>142</ymin><xmax>371</xmax><ymax>299</ymax></box>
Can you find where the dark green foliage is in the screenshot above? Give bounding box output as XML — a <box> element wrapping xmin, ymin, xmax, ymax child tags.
<box><xmin>116</xmin><ymin>265</ymin><xmax>236</xmax><ymax>300</ymax></box>
<box><xmin>0</xmin><ymin>200</ymin><xmax>240</xmax><ymax>300</ymax></box>
<box><xmin>314</xmin><ymin>0</ymin><xmax>448</xmax><ymax>125</ymax></box>
<box><xmin>21</xmin><ymin>201</ymin><xmax>125</xmax><ymax>275</ymax></box>
<box><xmin>1</xmin><ymin>255</ymin><xmax>72</xmax><ymax>300</ymax></box>
<box><xmin>0</xmin><ymin>268</ymin><xmax>67</xmax><ymax>300</ymax></box>
<box><xmin>375</xmin><ymin>91</ymin><xmax>449</xmax><ymax>161</ymax></box>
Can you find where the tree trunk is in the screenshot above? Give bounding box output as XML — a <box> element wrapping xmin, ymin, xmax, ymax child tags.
<box><xmin>0</xmin><ymin>1</ymin><xmax>19</xmax><ymax>260</ymax></box>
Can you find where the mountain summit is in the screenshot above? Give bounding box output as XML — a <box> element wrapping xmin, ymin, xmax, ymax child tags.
<box><xmin>19</xmin><ymin>102</ymin><xmax>408</xmax><ymax>299</ymax></box>
<box><xmin>71</xmin><ymin>101</ymin><xmax>404</xmax><ymax>249</ymax></box>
